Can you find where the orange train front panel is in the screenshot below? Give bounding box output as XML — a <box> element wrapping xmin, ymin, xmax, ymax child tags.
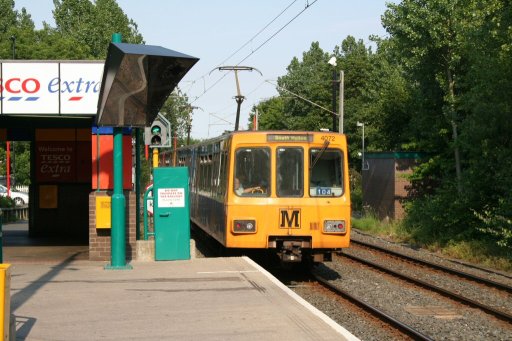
<box><xmin>225</xmin><ymin>197</ymin><xmax>351</xmax><ymax>249</ymax></box>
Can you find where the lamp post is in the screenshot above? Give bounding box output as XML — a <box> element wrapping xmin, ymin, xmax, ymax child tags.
<box><xmin>339</xmin><ymin>70</ymin><xmax>344</xmax><ymax>134</ymax></box>
<box><xmin>8</xmin><ymin>36</ymin><xmax>16</xmax><ymax>194</ymax></box>
<box><xmin>356</xmin><ymin>121</ymin><xmax>368</xmax><ymax>171</ymax></box>
<box><xmin>328</xmin><ymin>57</ymin><xmax>337</xmax><ymax>132</ymax></box>
<box><xmin>10</xmin><ymin>36</ymin><xmax>15</xmax><ymax>59</ymax></box>
<box><xmin>328</xmin><ymin>56</ymin><xmax>344</xmax><ymax>133</ymax></box>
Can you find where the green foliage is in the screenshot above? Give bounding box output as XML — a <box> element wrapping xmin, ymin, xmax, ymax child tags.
<box><xmin>349</xmin><ymin>169</ymin><xmax>362</xmax><ymax>213</ymax></box>
<box><xmin>352</xmin><ymin>214</ymin><xmax>407</xmax><ymax>242</ymax></box>
<box><xmin>0</xmin><ymin>195</ymin><xmax>15</xmax><ymax>208</ymax></box>
<box><xmin>255</xmin><ymin>37</ymin><xmax>411</xmax><ymax>173</ymax></box>
<box><xmin>441</xmin><ymin>240</ymin><xmax>511</xmax><ymax>272</ymax></box>
<box><xmin>251</xmin><ymin>97</ymin><xmax>287</xmax><ymax>131</ymax></box>
<box><xmin>13</xmin><ymin>142</ymin><xmax>30</xmax><ymax>185</ymax></box>
<box><xmin>381</xmin><ymin>0</ymin><xmax>512</xmax><ymax>251</ymax></box>
<box><xmin>158</xmin><ymin>89</ymin><xmax>194</xmax><ymax>146</ymax></box>
<box><xmin>275</xmin><ymin>41</ymin><xmax>333</xmax><ymax>131</ymax></box>
<box><xmin>354</xmin><ymin>214</ymin><xmax>511</xmax><ymax>271</ymax></box>
<box><xmin>53</xmin><ymin>0</ymin><xmax>143</xmax><ymax>59</ymax></box>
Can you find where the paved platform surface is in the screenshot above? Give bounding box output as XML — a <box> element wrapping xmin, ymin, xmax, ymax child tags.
<box><xmin>9</xmin><ymin>257</ymin><xmax>357</xmax><ymax>341</ymax></box>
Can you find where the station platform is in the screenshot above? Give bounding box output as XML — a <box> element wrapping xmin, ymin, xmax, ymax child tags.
<box><xmin>9</xmin><ymin>257</ymin><xmax>357</xmax><ymax>340</ymax></box>
<box><xmin>3</xmin><ymin>223</ymin><xmax>358</xmax><ymax>340</ymax></box>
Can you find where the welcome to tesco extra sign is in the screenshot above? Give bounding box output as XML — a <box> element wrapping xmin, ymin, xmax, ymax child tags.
<box><xmin>0</xmin><ymin>61</ymin><xmax>104</xmax><ymax>115</ymax></box>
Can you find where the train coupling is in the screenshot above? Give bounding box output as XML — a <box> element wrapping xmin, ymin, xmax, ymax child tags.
<box><xmin>279</xmin><ymin>241</ymin><xmax>303</xmax><ymax>262</ymax></box>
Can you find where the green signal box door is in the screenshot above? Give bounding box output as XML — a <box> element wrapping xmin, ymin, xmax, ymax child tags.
<box><xmin>153</xmin><ymin>167</ymin><xmax>190</xmax><ymax>260</ymax></box>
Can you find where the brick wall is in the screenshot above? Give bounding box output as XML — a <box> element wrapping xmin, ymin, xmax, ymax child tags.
<box><xmin>89</xmin><ymin>191</ymin><xmax>137</xmax><ymax>261</ymax></box>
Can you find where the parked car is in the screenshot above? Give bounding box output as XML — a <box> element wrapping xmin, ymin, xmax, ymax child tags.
<box><xmin>0</xmin><ymin>184</ymin><xmax>29</xmax><ymax>206</ymax></box>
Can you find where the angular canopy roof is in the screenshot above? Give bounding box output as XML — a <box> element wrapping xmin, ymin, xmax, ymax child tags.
<box><xmin>96</xmin><ymin>42</ymin><xmax>199</xmax><ymax>127</ymax></box>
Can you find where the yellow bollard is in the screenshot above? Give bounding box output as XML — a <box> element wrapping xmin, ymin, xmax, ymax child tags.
<box><xmin>0</xmin><ymin>264</ymin><xmax>11</xmax><ymax>340</ymax></box>
<box><xmin>152</xmin><ymin>148</ymin><xmax>159</xmax><ymax>168</ymax></box>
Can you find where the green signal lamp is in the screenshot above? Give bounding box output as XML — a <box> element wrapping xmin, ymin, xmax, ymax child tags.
<box><xmin>151</xmin><ymin>125</ymin><xmax>161</xmax><ymax>135</ymax></box>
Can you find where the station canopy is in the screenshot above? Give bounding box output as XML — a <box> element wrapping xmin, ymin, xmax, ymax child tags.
<box><xmin>97</xmin><ymin>43</ymin><xmax>198</xmax><ymax>127</ymax></box>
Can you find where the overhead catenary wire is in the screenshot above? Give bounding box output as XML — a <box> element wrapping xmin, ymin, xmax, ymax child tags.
<box><xmin>266</xmin><ymin>80</ymin><xmax>335</xmax><ymax>116</ymax></box>
<box><xmin>206</xmin><ymin>79</ymin><xmax>268</xmax><ymax>129</ymax></box>
<box><xmin>217</xmin><ymin>0</ymin><xmax>298</xmax><ymax>68</ymax></box>
<box><xmin>182</xmin><ymin>0</ymin><xmax>297</xmax><ymax>96</ymax></box>
<box><xmin>236</xmin><ymin>0</ymin><xmax>319</xmax><ymax>66</ymax></box>
<box><xmin>190</xmin><ymin>0</ymin><xmax>319</xmax><ymax>105</ymax></box>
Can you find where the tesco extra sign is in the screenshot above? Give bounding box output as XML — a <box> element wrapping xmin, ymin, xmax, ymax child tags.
<box><xmin>0</xmin><ymin>61</ymin><xmax>104</xmax><ymax>115</ymax></box>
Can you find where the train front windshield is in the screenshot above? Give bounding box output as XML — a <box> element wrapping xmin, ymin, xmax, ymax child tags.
<box><xmin>233</xmin><ymin>145</ymin><xmax>344</xmax><ymax>197</ymax></box>
<box><xmin>234</xmin><ymin>148</ymin><xmax>270</xmax><ymax>196</ymax></box>
<box><xmin>277</xmin><ymin>147</ymin><xmax>303</xmax><ymax>197</ymax></box>
<box><xmin>309</xmin><ymin>149</ymin><xmax>344</xmax><ymax>196</ymax></box>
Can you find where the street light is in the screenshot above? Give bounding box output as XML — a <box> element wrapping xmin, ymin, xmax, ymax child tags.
<box><xmin>9</xmin><ymin>36</ymin><xmax>16</xmax><ymax>59</ymax></box>
<box><xmin>357</xmin><ymin>122</ymin><xmax>369</xmax><ymax>171</ymax></box>
<box><xmin>328</xmin><ymin>57</ymin><xmax>337</xmax><ymax>132</ymax></box>
<box><xmin>8</xmin><ymin>36</ymin><xmax>16</xmax><ymax>194</ymax></box>
<box><xmin>328</xmin><ymin>56</ymin><xmax>344</xmax><ymax>134</ymax></box>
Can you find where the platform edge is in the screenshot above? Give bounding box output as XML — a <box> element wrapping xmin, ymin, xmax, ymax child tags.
<box><xmin>241</xmin><ymin>256</ymin><xmax>359</xmax><ymax>341</ymax></box>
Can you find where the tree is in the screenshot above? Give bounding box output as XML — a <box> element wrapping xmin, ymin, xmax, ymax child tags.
<box><xmin>13</xmin><ymin>142</ymin><xmax>30</xmax><ymax>186</ymax></box>
<box><xmin>53</xmin><ymin>0</ymin><xmax>143</xmax><ymax>59</ymax></box>
<box><xmin>250</xmin><ymin>97</ymin><xmax>286</xmax><ymax>131</ymax></box>
<box><xmin>458</xmin><ymin>0</ymin><xmax>512</xmax><ymax>247</ymax></box>
<box><xmin>0</xmin><ymin>0</ymin><xmax>16</xmax><ymax>38</ymax></box>
<box><xmin>383</xmin><ymin>0</ymin><xmax>512</xmax><ymax>249</ymax></box>
<box><xmin>382</xmin><ymin>0</ymin><xmax>480</xmax><ymax>194</ymax></box>
<box><xmin>276</xmin><ymin>42</ymin><xmax>334</xmax><ymax>131</ymax></box>
<box><xmin>158</xmin><ymin>89</ymin><xmax>195</xmax><ymax>146</ymax></box>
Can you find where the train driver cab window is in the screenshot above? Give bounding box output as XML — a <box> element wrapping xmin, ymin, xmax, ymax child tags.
<box><xmin>277</xmin><ymin>147</ymin><xmax>303</xmax><ymax>197</ymax></box>
<box><xmin>234</xmin><ymin>147</ymin><xmax>270</xmax><ymax>196</ymax></box>
<box><xmin>309</xmin><ymin>148</ymin><xmax>344</xmax><ymax>197</ymax></box>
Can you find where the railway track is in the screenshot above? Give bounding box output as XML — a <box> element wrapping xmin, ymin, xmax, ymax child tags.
<box><xmin>338</xmin><ymin>250</ymin><xmax>512</xmax><ymax>323</ymax></box>
<box><xmin>312</xmin><ymin>273</ymin><xmax>434</xmax><ymax>341</ymax></box>
<box><xmin>351</xmin><ymin>239</ymin><xmax>512</xmax><ymax>293</ymax></box>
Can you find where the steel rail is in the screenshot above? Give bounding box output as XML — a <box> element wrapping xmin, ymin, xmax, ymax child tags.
<box><xmin>340</xmin><ymin>252</ymin><xmax>512</xmax><ymax>323</ymax></box>
<box><xmin>313</xmin><ymin>274</ymin><xmax>434</xmax><ymax>341</ymax></box>
<box><xmin>351</xmin><ymin>239</ymin><xmax>512</xmax><ymax>293</ymax></box>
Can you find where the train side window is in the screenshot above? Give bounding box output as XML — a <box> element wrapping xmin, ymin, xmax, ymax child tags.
<box><xmin>234</xmin><ymin>147</ymin><xmax>270</xmax><ymax>197</ymax></box>
<box><xmin>277</xmin><ymin>147</ymin><xmax>304</xmax><ymax>197</ymax></box>
<box><xmin>309</xmin><ymin>149</ymin><xmax>344</xmax><ymax>197</ymax></box>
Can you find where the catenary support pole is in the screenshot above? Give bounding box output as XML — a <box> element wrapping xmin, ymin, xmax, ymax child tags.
<box><xmin>332</xmin><ymin>69</ymin><xmax>337</xmax><ymax>132</ymax></box>
<box><xmin>339</xmin><ymin>71</ymin><xmax>344</xmax><ymax>134</ymax></box>
<box><xmin>106</xmin><ymin>32</ymin><xmax>131</xmax><ymax>270</ymax></box>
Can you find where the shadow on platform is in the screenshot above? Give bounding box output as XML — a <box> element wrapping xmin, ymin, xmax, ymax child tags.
<box><xmin>2</xmin><ymin>221</ymin><xmax>89</xmax><ymax>263</ymax></box>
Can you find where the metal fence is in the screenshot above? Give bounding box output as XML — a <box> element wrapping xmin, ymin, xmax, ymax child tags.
<box><xmin>13</xmin><ymin>185</ymin><xmax>29</xmax><ymax>193</ymax></box>
<box><xmin>1</xmin><ymin>206</ymin><xmax>28</xmax><ymax>223</ymax></box>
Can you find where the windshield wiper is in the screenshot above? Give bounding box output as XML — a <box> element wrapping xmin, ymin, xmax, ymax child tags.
<box><xmin>310</xmin><ymin>139</ymin><xmax>330</xmax><ymax>170</ymax></box>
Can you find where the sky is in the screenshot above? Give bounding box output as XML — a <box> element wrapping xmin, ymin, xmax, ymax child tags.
<box><xmin>14</xmin><ymin>0</ymin><xmax>390</xmax><ymax>139</ymax></box>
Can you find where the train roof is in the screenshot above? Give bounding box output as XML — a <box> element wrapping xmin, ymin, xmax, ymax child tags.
<box><xmin>178</xmin><ymin>130</ymin><xmax>346</xmax><ymax>152</ymax></box>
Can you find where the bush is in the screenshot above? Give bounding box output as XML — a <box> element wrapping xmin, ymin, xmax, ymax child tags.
<box><xmin>0</xmin><ymin>196</ymin><xmax>15</xmax><ymax>208</ymax></box>
<box><xmin>356</xmin><ymin>185</ymin><xmax>512</xmax><ymax>271</ymax></box>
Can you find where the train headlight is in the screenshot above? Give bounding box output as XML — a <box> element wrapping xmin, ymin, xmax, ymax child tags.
<box><xmin>323</xmin><ymin>220</ymin><xmax>346</xmax><ymax>233</ymax></box>
<box><xmin>233</xmin><ymin>220</ymin><xmax>257</xmax><ymax>233</ymax></box>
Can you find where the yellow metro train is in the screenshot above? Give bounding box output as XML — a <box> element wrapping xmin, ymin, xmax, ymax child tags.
<box><xmin>172</xmin><ymin>130</ymin><xmax>351</xmax><ymax>263</ymax></box>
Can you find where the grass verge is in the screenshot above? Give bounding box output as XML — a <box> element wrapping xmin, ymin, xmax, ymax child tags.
<box><xmin>352</xmin><ymin>215</ymin><xmax>512</xmax><ymax>272</ymax></box>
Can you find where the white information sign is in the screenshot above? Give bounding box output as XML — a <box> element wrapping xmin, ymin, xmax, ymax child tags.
<box><xmin>158</xmin><ymin>188</ymin><xmax>185</xmax><ymax>208</ymax></box>
<box><xmin>60</xmin><ymin>63</ymin><xmax>104</xmax><ymax>114</ymax></box>
<box><xmin>1</xmin><ymin>61</ymin><xmax>104</xmax><ymax>115</ymax></box>
<box><xmin>2</xmin><ymin>63</ymin><xmax>59</xmax><ymax>114</ymax></box>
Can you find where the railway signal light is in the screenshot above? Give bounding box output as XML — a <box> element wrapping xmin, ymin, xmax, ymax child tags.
<box><xmin>145</xmin><ymin>119</ymin><xmax>167</xmax><ymax>146</ymax></box>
